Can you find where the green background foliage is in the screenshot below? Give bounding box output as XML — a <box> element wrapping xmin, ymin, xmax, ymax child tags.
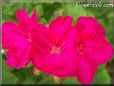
<box><xmin>1</xmin><ymin>2</ymin><xmax>114</xmax><ymax>85</ymax></box>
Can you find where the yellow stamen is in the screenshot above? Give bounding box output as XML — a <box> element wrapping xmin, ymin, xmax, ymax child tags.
<box><xmin>53</xmin><ymin>75</ymin><xmax>62</xmax><ymax>84</ymax></box>
<box><xmin>33</xmin><ymin>68</ymin><xmax>41</xmax><ymax>76</ymax></box>
<box><xmin>51</xmin><ymin>46</ymin><xmax>61</xmax><ymax>54</ymax></box>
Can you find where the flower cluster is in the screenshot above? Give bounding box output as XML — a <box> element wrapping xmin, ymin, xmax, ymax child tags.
<box><xmin>2</xmin><ymin>9</ymin><xmax>113</xmax><ymax>84</ymax></box>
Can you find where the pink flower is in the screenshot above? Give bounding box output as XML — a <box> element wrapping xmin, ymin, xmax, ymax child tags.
<box><xmin>2</xmin><ymin>9</ymin><xmax>38</xmax><ymax>69</ymax></box>
<box><xmin>2</xmin><ymin>8</ymin><xmax>113</xmax><ymax>84</ymax></box>
<box><xmin>32</xmin><ymin>16</ymin><xmax>79</xmax><ymax>77</ymax></box>
<box><xmin>75</xmin><ymin>17</ymin><xmax>113</xmax><ymax>84</ymax></box>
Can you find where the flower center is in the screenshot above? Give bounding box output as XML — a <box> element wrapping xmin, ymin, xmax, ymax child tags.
<box><xmin>77</xmin><ymin>43</ymin><xmax>84</xmax><ymax>55</ymax></box>
<box><xmin>27</xmin><ymin>38</ymin><xmax>32</xmax><ymax>42</ymax></box>
<box><xmin>22</xmin><ymin>31</ymin><xmax>32</xmax><ymax>43</ymax></box>
<box><xmin>51</xmin><ymin>46</ymin><xmax>61</xmax><ymax>54</ymax></box>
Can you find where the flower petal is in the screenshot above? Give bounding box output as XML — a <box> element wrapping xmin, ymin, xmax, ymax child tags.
<box><xmin>30</xmin><ymin>9</ymin><xmax>38</xmax><ymax>24</ymax></box>
<box><xmin>16</xmin><ymin>9</ymin><xmax>38</xmax><ymax>32</ymax></box>
<box><xmin>75</xmin><ymin>17</ymin><xmax>105</xmax><ymax>42</ymax></box>
<box><xmin>28</xmin><ymin>9</ymin><xmax>38</xmax><ymax>31</ymax></box>
<box><xmin>83</xmin><ymin>38</ymin><xmax>113</xmax><ymax>64</ymax></box>
<box><xmin>16</xmin><ymin>9</ymin><xmax>29</xmax><ymax>26</ymax></box>
<box><xmin>2</xmin><ymin>21</ymin><xmax>28</xmax><ymax>49</ymax></box>
<box><xmin>6</xmin><ymin>50</ymin><xmax>17</xmax><ymax>68</ymax></box>
<box><xmin>16</xmin><ymin>46</ymin><xmax>31</xmax><ymax>69</ymax></box>
<box><xmin>61</xmin><ymin>26</ymin><xmax>77</xmax><ymax>50</ymax></box>
<box><xmin>77</xmin><ymin>55</ymin><xmax>98</xmax><ymax>84</ymax></box>
<box><xmin>6</xmin><ymin>46</ymin><xmax>31</xmax><ymax>69</ymax></box>
<box><xmin>32</xmin><ymin>48</ymin><xmax>78</xmax><ymax>77</ymax></box>
<box><xmin>32</xmin><ymin>24</ymin><xmax>51</xmax><ymax>55</ymax></box>
<box><xmin>49</xmin><ymin>16</ymin><xmax>73</xmax><ymax>46</ymax></box>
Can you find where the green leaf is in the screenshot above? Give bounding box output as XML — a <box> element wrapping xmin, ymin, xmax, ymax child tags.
<box><xmin>39</xmin><ymin>18</ymin><xmax>47</xmax><ymax>24</ymax></box>
<box><xmin>2</xmin><ymin>71</ymin><xmax>17</xmax><ymax>84</ymax></box>
<box><xmin>87</xmin><ymin>10</ymin><xmax>95</xmax><ymax>17</ymax></box>
<box><xmin>22</xmin><ymin>78</ymin><xmax>36</xmax><ymax>84</ymax></box>
<box><xmin>42</xmin><ymin>3</ymin><xmax>62</xmax><ymax>22</ymax></box>
<box><xmin>93</xmin><ymin>67</ymin><xmax>111</xmax><ymax>84</ymax></box>
<box><xmin>2</xmin><ymin>60</ymin><xmax>17</xmax><ymax>84</ymax></box>
<box><xmin>63</xmin><ymin>3</ymin><xmax>87</xmax><ymax>23</ymax></box>
<box><xmin>36</xmin><ymin>4</ymin><xmax>44</xmax><ymax>17</ymax></box>
<box><xmin>63</xmin><ymin>77</ymin><xmax>79</xmax><ymax>84</ymax></box>
<box><xmin>38</xmin><ymin>76</ymin><xmax>55</xmax><ymax>84</ymax></box>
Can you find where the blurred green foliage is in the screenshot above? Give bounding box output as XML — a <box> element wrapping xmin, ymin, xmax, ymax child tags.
<box><xmin>94</xmin><ymin>66</ymin><xmax>111</xmax><ymax>84</ymax></box>
<box><xmin>1</xmin><ymin>2</ymin><xmax>114</xmax><ymax>85</ymax></box>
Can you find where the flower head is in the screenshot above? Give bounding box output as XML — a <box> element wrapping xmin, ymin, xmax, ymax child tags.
<box><xmin>2</xmin><ymin>8</ymin><xmax>113</xmax><ymax>84</ymax></box>
<box><xmin>32</xmin><ymin>16</ymin><xmax>79</xmax><ymax>77</ymax></box>
<box><xmin>75</xmin><ymin>17</ymin><xmax>113</xmax><ymax>84</ymax></box>
<box><xmin>2</xmin><ymin>9</ymin><xmax>38</xmax><ymax>69</ymax></box>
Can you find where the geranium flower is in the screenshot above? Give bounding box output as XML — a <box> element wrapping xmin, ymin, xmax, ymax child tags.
<box><xmin>32</xmin><ymin>16</ymin><xmax>79</xmax><ymax>77</ymax></box>
<box><xmin>75</xmin><ymin>17</ymin><xmax>113</xmax><ymax>84</ymax></box>
<box><xmin>2</xmin><ymin>9</ymin><xmax>38</xmax><ymax>69</ymax></box>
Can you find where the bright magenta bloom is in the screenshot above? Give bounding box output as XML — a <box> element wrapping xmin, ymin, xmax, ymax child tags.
<box><xmin>75</xmin><ymin>17</ymin><xmax>113</xmax><ymax>84</ymax></box>
<box><xmin>2</xmin><ymin>8</ymin><xmax>113</xmax><ymax>84</ymax></box>
<box><xmin>2</xmin><ymin>9</ymin><xmax>38</xmax><ymax>69</ymax></box>
<box><xmin>32</xmin><ymin>16</ymin><xmax>79</xmax><ymax>77</ymax></box>
<box><xmin>32</xmin><ymin>16</ymin><xmax>113</xmax><ymax>84</ymax></box>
